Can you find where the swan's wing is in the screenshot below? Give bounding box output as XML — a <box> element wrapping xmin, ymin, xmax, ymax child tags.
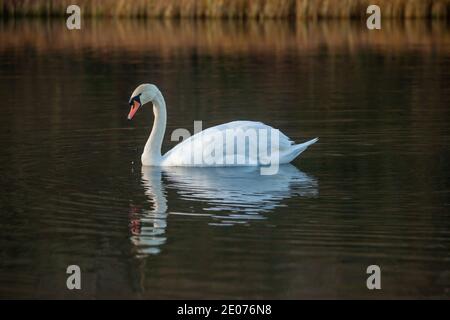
<box><xmin>162</xmin><ymin>121</ymin><xmax>306</xmax><ymax>166</ymax></box>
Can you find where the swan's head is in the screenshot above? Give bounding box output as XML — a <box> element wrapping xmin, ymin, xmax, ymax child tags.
<box><xmin>127</xmin><ymin>84</ymin><xmax>160</xmax><ymax>120</ymax></box>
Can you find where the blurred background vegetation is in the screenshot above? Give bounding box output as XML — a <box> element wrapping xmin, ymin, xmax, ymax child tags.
<box><xmin>1</xmin><ymin>0</ymin><xmax>450</xmax><ymax>300</ymax></box>
<box><xmin>0</xmin><ymin>0</ymin><xmax>449</xmax><ymax>19</ymax></box>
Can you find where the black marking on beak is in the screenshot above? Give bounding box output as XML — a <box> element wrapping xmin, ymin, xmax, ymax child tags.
<box><xmin>129</xmin><ymin>94</ymin><xmax>142</xmax><ymax>106</ymax></box>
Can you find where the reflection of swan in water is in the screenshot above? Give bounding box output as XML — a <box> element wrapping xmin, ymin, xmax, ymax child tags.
<box><xmin>130</xmin><ymin>164</ymin><xmax>318</xmax><ymax>256</ymax></box>
<box><xmin>129</xmin><ymin>168</ymin><xmax>168</xmax><ymax>257</ymax></box>
<box><xmin>164</xmin><ymin>165</ymin><xmax>317</xmax><ymax>215</ymax></box>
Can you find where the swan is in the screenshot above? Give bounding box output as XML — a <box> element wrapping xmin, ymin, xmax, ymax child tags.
<box><xmin>128</xmin><ymin>84</ymin><xmax>318</xmax><ymax>171</ymax></box>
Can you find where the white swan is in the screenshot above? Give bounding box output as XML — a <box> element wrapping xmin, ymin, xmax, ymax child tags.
<box><xmin>128</xmin><ymin>84</ymin><xmax>318</xmax><ymax>167</ymax></box>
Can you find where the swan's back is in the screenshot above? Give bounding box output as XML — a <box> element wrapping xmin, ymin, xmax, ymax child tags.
<box><xmin>162</xmin><ymin>121</ymin><xmax>317</xmax><ymax>167</ymax></box>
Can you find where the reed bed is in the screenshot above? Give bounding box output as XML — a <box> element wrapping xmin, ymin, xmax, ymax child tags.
<box><xmin>1</xmin><ymin>0</ymin><xmax>449</xmax><ymax>19</ymax></box>
<box><xmin>1</xmin><ymin>19</ymin><xmax>448</xmax><ymax>56</ymax></box>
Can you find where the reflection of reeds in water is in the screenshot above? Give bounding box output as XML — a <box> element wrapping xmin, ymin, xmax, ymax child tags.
<box><xmin>0</xmin><ymin>19</ymin><xmax>449</xmax><ymax>56</ymax></box>
<box><xmin>1</xmin><ymin>0</ymin><xmax>449</xmax><ymax>19</ymax></box>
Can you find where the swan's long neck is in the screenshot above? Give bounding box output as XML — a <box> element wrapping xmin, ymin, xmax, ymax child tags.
<box><xmin>142</xmin><ymin>93</ymin><xmax>166</xmax><ymax>165</ymax></box>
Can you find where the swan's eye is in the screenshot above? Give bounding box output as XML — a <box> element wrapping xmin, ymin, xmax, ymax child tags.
<box><xmin>129</xmin><ymin>94</ymin><xmax>141</xmax><ymax>106</ymax></box>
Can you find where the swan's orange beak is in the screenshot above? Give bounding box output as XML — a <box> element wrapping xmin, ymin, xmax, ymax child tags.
<box><xmin>127</xmin><ymin>100</ymin><xmax>141</xmax><ymax>120</ymax></box>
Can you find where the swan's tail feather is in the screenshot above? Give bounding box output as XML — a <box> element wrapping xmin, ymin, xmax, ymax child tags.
<box><xmin>282</xmin><ymin>137</ymin><xmax>318</xmax><ymax>163</ymax></box>
<box><xmin>298</xmin><ymin>137</ymin><xmax>318</xmax><ymax>149</ymax></box>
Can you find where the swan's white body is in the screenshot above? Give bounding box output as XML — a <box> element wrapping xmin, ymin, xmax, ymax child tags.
<box><xmin>128</xmin><ymin>84</ymin><xmax>318</xmax><ymax>167</ymax></box>
<box><xmin>161</xmin><ymin>120</ymin><xmax>317</xmax><ymax>167</ymax></box>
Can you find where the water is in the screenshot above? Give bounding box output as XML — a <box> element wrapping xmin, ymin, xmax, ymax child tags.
<box><xmin>0</xmin><ymin>19</ymin><xmax>449</xmax><ymax>299</ymax></box>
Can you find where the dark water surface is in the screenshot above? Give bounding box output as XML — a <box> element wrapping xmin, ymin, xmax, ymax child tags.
<box><xmin>0</xmin><ymin>19</ymin><xmax>449</xmax><ymax>299</ymax></box>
